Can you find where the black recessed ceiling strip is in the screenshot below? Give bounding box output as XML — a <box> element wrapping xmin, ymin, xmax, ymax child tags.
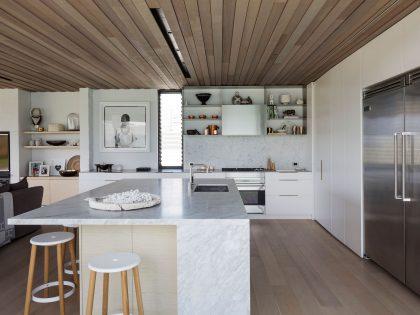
<box><xmin>151</xmin><ymin>8</ymin><xmax>191</xmax><ymax>79</ymax></box>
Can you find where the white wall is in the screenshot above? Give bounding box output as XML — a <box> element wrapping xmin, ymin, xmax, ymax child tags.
<box><xmin>91</xmin><ymin>89</ymin><xmax>159</xmax><ymax>170</ymax></box>
<box><xmin>0</xmin><ymin>89</ymin><xmax>30</xmax><ymax>183</ymax></box>
<box><xmin>313</xmin><ymin>7</ymin><xmax>420</xmax><ymax>256</ymax></box>
<box><xmin>30</xmin><ymin>92</ymin><xmax>80</xmax><ymax>166</ymax></box>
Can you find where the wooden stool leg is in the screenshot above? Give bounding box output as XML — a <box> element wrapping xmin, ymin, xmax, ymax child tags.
<box><xmin>102</xmin><ymin>273</ymin><xmax>109</xmax><ymax>315</ymax></box>
<box><xmin>24</xmin><ymin>245</ymin><xmax>37</xmax><ymax>315</ymax></box>
<box><xmin>56</xmin><ymin>244</ymin><xmax>65</xmax><ymax>315</ymax></box>
<box><xmin>121</xmin><ymin>271</ymin><xmax>130</xmax><ymax>315</ymax></box>
<box><xmin>133</xmin><ymin>267</ymin><xmax>144</xmax><ymax>315</ymax></box>
<box><xmin>68</xmin><ymin>239</ymin><xmax>79</xmax><ymax>286</ymax></box>
<box><xmin>44</xmin><ymin>246</ymin><xmax>49</xmax><ymax>298</ymax></box>
<box><xmin>86</xmin><ymin>271</ymin><xmax>96</xmax><ymax>315</ymax></box>
<box><xmin>62</xmin><ymin>227</ymin><xmax>68</xmax><ymax>263</ymax></box>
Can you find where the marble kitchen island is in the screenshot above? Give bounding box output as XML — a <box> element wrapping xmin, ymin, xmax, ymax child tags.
<box><xmin>9</xmin><ymin>178</ymin><xmax>250</xmax><ymax>315</ymax></box>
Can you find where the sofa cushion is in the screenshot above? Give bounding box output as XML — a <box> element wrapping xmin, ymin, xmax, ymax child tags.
<box><xmin>9</xmin><ymin>177</ymin><xmax>28</xmax><ymax>191</ymax></box>
<box><xmin>0</xmin><ymin>184</ymin><xmax>9</xmax><ymax>193</ymax></box>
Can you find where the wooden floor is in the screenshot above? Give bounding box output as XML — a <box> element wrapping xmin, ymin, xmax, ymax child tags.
<box><xmin>1</xmin><ymin>221</ymin><xmax>420</xmax><ymax>315</ymax></box>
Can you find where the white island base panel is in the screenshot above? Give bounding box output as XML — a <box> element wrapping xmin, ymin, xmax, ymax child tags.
<box><xmin>79</xmin><ymin>220</ymin><xmax>250</xmax><ymax>315</ymax></box>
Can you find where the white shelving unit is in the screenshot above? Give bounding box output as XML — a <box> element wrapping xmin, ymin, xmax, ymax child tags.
<box><xmin>24</xmin><ymin>146</ymin><xmax>80</xmax><ymax>149</ymax></box>
<box><xmin>24</xmin><ymin>131</ymin><xmax>80</xmax><ymax>135</ymax></box>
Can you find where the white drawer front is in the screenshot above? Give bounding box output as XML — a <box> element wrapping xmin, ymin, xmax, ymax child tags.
<box><xmin>266</xmin><ymin>194</ymin><xmax>313</xmax><ymax>218</ymax></box>
<box><xmin>265</xmin><ymin>172</ymin><xmax>312</xmax><ymax>181</ymax></box>
<box><xmin>266</xmin><ymin>179</ymin><xmax>312</xmax><ymax>195</ymax></box>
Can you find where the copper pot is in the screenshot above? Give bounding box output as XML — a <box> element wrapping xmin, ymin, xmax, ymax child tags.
<box><xmin>208</xmin><ymin>125</ymin><xmax>219</xmax><ymax>135</ymax></box>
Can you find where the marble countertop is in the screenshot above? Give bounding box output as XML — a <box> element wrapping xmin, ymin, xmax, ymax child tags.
<box><xmin>9</xmin><ymin>178</ymin><xmax>248</xmax><ymax>225</ymax></box>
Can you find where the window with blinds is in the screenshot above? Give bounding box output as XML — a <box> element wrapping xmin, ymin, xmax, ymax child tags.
<box><xmin>159</xmin><ymin>91</ymin><xmax>183</xmax><ymax>169</ymax></box>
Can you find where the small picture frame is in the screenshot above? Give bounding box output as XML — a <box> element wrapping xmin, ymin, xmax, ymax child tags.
<box><xmin>39</xmin><ymin>165</ymin><xmax>50</xmax><ymax>177</ymax></box>
<box><xmin>51</xmin><ymin>159</ymin><xmax>66</xmax><ymax>176</ymax></box>
<box><xmin>29</xmin><ymin>161</ymin><xmax>43</xmax><ymax>177</ymax></box>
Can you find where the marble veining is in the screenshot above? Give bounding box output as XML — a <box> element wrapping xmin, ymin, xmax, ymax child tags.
<box><xmin>9</xmin><ymin>178</ymin><xmax>247</xmax><ymax>225</ymax></box>
<box><xmin>184</xmin><ymin>135</ymin><xmax>311</xmax><ymax>170</ymax></box>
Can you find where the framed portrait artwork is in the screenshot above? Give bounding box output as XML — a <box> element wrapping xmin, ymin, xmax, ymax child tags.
<box><xmin>39</xmin><ymin>165</ymin><xmax>50</xmax><ymax>177</ymax></box>
<box><xmin>99</xmin><ymin>102</ymin><xmax>150</xmax><ymax>152</ymax></box>
<box><xmin>29</xmin><ymin>161</ymin><xmax>43</xmax><ymax>177</ymax></box>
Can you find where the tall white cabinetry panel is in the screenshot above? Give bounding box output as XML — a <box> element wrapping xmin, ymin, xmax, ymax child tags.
<box><xmin>313</xmin><ymin>73</ymin><xmax>332</xmax><ymax>233</ymax></box>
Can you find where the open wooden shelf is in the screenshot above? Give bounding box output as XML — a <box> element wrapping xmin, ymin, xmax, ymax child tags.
<box><xmin>24</xmin><ymin>131</ymin><xmax>80</xmax><ymax>134</ymax></box>
<box><xmin>24</xmin><ymin>146</ymin><xmax>80</xmax><ymax>149</ymax></box>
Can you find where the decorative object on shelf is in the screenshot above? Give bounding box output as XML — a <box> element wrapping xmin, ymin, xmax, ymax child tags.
<box><xmin>283</xmin><ymin>109</ymin><xmax>296</xmax><ymax>117</ymax></box>
<box><xmin>267</xmin><ymin>127</ymin><xmax>273</xmax><ymax>134</ymax></box>
<box><xmin>211</xmin><ymin>115</ymin><xmax>219</xmax><ymax>119</ymax></box>
<box><xmin>34</xmin><ymin>138</ymin><xmax>42</xmax><ymax>146</ymax></box>
<box><xmin>95</xmin><ymin>163</ymin><xmax>113</xmax><ymax>173</ymax></box>
<box><xmin>186</xmin><ymin>129</ymin><xmax>200</xmax><ymax>135</ymax></box>
<box><xmin>29</xmin><ymin>139</ymin><xmax>35</xmax><ymax>146</ymax></box>
<box><xmin>39</xmin><ymin>165</ymin><xmax>50</xmax><ymax>177</ymax></box>
<box><xmin>29</xmin><ymin>161</ymin><xmax>43</xmax><ymax>177</ymax></box>
<box><xmin>240</xmin><ymin>96</ymin><xmax>253</xmax><ymax>105</ymax></box>
<box><xmin>48</xmin><ymin>123</ymin><xmax>65</xmax><ymax>132</ymax></box>
<box><xmin>37</xmin><ymin>127</ymin><xmax>44</xmax><ymax>132</ymax></box>
<box><xmin>296</xmin><ymin>98</ymin><xmax>304</xmax><ymax>105</ymax></box>
<box><xmin>136</xmin><ymin>167</ymin><xmax>151</xmax><ymax>172</ymax></box>
<box><xmin>51</xmin><ymin>159</ymin><xmax>66</xmax><ymax>176</ymax></box>
<box><xmin>292</xmin><ymin>125</ymin><xmax>304</xmax><ymax>135</ymax></box>
<box><xmin>113</xmin><ymin>164</ymin><xmax>123</xmax><ymax>172</ymax></box>
<box><xmin>195</xmin><ymin>93</ymin><xmax>212</xmax><ymax>105</ymax></box>
<box><xmin>187</xmin><ymin>115</ymin><xmax>195</xmax><ymax>119</ymax></box>
<box><xmin>267</xmin><ymin>158</ymin><xmax>276</xmax><ymax>171</ymax></box>
<box><xmin>100</xmin><ymin>102</ymin><xmax>150</xmax><ymax>153</ymax></box>
<box><xmin>67</xmin><ymin>155</ymin><xmax>80</xmax><ymax>172</ymax></box>
<box><xmin>207</xmin><ymin>124</ymin><xmax>219</xmax><ymax>135</ymax></box>
<box><xmin>268</xmin><ymin>94</ymin><xmax>274</xmax><ymax>105</ymax></box>
<box><xmin>59</xmin><ymin>170</ymin><xmax>78</xmax><ymax>177</ymax></box>
<box><xmin>280</xmin><ymin>94</ymin><xmax>291</xmax><ymax>104</ymax></box>
<box><xmin>199</xmin><ymin>114</ymin><xmax>207</xmax><ymax>119</ymax></box>
<box><xmin>46</xmin><ymin>140</ymin><xmax>66</xmax><ymax>146</ymax></box>
<box><xmin>232</xmin><ymin>91</ymin><xmax>242</xmax><ymax>104</ymax></box>
<box><xmin>267</xmin><ymin>105</ymin><xmax>278</xmax><ymax>119</ymax></box>
<box><xmin>67</xmin><ymin>113</ymin><xmax>79</xmax><ymax>131</ymax></box>
<box><xmin>68</xmin><ymin>139</ymin><xmax>79</xmax><ymax>146</ymax></box>
<box><xmin>30</xmin><ymin>108</ymin><xmax>42</xmax><ymax>130</ymax></box>
<box><xmin>88</xmin><ymin>189</ymin><xmax>161</xmax><ymax>211</ymax></box>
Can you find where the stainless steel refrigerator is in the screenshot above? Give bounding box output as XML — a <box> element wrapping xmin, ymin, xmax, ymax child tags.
<box><xmin>363</xmin><ymin>68</ymin><xmax>420</xmax><ymax>294</ymax></box>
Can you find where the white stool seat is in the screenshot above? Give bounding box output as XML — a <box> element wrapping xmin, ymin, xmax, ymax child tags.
<box><xmin>63</xmin><ymin>223</ymin><xmax>79</xmax><ymax>228</ymax></box>
<box><xmin>30</xmin><ymin>232</ymin><xmax>74</xmax><ymax>246</ymax></box>
<box><xmin>88</xmin><ymin>252</ymin><xmax>140</xmax><ymax>273</ymax></box>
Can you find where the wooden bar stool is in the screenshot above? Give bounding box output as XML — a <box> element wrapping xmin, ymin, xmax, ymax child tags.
<box><xmin>86</xmin><ymin>252</ymin><xmax>144</xmax><ymax>315</ymax></box>
<box><xmin>62</xmin><ymin>224</ymin><xmax>80</xmax><ymax>275</ymax></box>
<box><xmin>24</xmin><ymin>231</ymin><xmax>79</xmax><ymax>315</ymax></box>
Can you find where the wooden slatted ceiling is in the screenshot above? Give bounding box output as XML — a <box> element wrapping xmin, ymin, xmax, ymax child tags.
<box><xmin>0</xmin><ymin>0</ymin><xmax>418</xmax><ymax>91</ymax></box>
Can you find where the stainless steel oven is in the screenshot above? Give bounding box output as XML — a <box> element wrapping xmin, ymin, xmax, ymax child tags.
<box><xmin>225</xmin><ymin>171</ymin><xmax>265</xmax><ymax>214</ymax></box>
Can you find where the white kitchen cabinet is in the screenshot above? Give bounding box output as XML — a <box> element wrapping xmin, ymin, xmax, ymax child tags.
<box><xmin>265</xmin><ymin>172</ymin><xmax>313</xmax><ymax>219</ymax></box>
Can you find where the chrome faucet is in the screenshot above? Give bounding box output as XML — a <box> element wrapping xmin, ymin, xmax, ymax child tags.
<box><xmin>189</xmin><ymin>162</ymin><xmax>208</xmax><ymax>187</ymax></box>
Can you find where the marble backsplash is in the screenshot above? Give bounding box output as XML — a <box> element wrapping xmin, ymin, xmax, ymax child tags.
<box><xmin>183</xmin><ymin>135</ymin><xmax>312</xmax><ymax>170</ymax></box>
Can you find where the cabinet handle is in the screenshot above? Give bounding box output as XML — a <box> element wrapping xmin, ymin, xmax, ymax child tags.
<box><xmin>278</xmin><ymin>179</ymin><xmax>298</xmax><ymax>181</ymax></box>
<box><xmin>320</xmin><ymin>160</ymin><xmax>323</xmax><ymax>181</ymax></box>
<box><xmin>279</xmin><ymin>194</ymin><xmax>299</xmax><ymax>197</ymax></box>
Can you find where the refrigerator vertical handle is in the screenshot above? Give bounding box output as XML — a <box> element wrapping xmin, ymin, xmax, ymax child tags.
<box><xmin>320</xmin><ymin>160</ymin><xmax>323</xmax><ymax>181</ymax></box>
<box><xmin>394</xmin><ymin>133</ymin><xmax>402</xmax><ymax>200</ymax></box>
<box><xmin>402</xmin><ymin>132</ymin><xmax>417</xmax><ymax>202</ymax></box>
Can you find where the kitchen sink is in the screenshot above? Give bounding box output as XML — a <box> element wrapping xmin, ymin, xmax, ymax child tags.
<box><xmin>193</xmin><ymin>185</ymin><xmax>229</xmax><ymax>192</ymax></box>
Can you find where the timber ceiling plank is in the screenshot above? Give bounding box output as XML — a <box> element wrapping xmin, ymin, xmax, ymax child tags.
<box><xmin>198</xmin><ymin>0</ymin><xmax>216</xmax><ymax>85</ymax></box>
<box><xmin>184</xmin><ymin>0</ymin><xmax>211</xmax><ymax>85</ymax></box>
<box><xmin>0</xmin><ymin>0</ymin><xmax>418</xmax><ymax>91</ymax></box>
<box><xmin>211</xmin><ymin>0</ymin><xmax>223</xmax><ymax>85</ymax></box>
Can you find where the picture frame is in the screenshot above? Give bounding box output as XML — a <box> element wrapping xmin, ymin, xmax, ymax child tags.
<box><xmin>28</xmin><ymin>161</ymin><xmax>43</xmax><ymax>177</ymax></box>
<box><xmin>99</xmin><ymin>102</ymin><xmax>150</xmax><ymax>153</ymax></box>
<box><xmin>39</xmin><ymin>165</ymin><xmax>50</xmax><ymax>177</ymax></box>
<box><xmin>50</xmin><ymin>159</ymin><xmax>66</xmax><ymax>176</ymax></box>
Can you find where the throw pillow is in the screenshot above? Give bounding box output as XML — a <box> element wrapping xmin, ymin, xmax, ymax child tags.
<box><xmin>9</xmin><ymin>177</ymin><xmax>28</xmax><ymax>191</ymax></box>
<box><xmin>0</xmin><ymin>184</ymin><xmax>10</xmax><ymax>193</ymax></box>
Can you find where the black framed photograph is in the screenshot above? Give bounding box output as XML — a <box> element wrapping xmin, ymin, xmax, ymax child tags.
<box><xmin>100</xmin><ymin>102</ymin><xmax>150</xmax><ymax>152</ymax></box>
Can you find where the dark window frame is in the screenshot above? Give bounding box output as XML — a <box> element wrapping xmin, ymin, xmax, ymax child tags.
<box><xmin>158</xmin><ymin>90</ymin><xmax>183</xmax><ymax>170</ymax></box>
